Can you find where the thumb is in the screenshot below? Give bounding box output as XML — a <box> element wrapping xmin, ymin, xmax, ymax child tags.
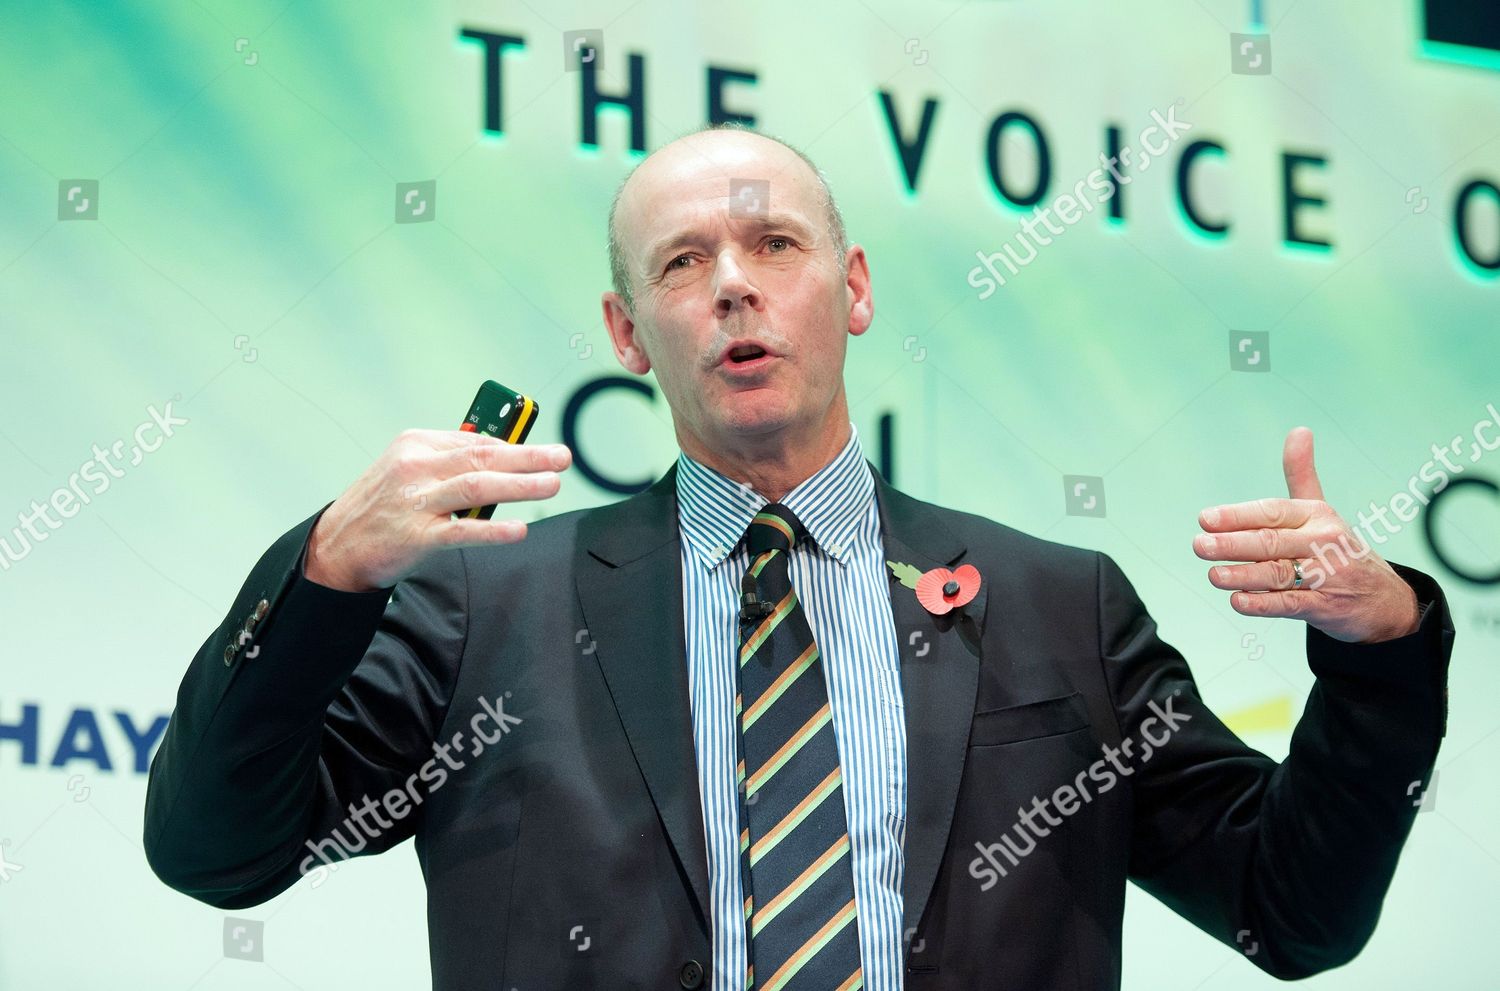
<box><xmin>1283</xmin><ymin>426</ymin><xmax>1325</xmax><ymax>501</ymax></box>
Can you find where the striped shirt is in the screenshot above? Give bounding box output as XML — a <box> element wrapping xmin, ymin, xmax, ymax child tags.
<box><xmin>675</xmin><ymin>420</ymin><xmax>907</xmax><ymax>991</ymax></box>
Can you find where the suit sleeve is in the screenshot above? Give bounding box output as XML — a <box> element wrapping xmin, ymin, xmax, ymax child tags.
<box><xmin>1096</xmin><ymin>551</ymin><xmax>1454</xmax><ymax>979</ymax></box>
<box><xmin>143</xmin><ymin>501</ymin><xmax>469</xmax><ymax>909</ymax></box>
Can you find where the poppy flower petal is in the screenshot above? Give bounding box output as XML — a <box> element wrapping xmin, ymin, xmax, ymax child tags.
<box><xmin>915</xmin><ymin>567</ymin><xmax>956</xmax><ymax>615</ymax></box>
<box><xmin>949</xmin><ymin>564</ymin><xmax>981</xmax><ymax>608</ymax></box>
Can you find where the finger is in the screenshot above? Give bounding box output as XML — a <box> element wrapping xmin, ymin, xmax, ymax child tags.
<box><xmin>429</xmin><ymin>440</ymin><xmax>571</xmax><ymax>479</ymax></box>
<box><xmin>419</xmin><ymin>469</ymin><xmax>563</xmax><ymax>516</ymax></box>
<box><xmin>1227</xmin><ymin>589</ymin><xmax>1317</xmax><ymax>619</ymax></box>
<box><xmin>1198</xmin><ymin>497</ymin><xmax>1319</xmax><ymax>533</ymax></box>
<box><xmin>1193</xmin><ymin>528</ymin><xmax>1312</xmax><ymax>562</ymax></box>
<box><xmin>407</xmin><ymin>427</ymin><xmax>515</xmax><ymax>451</ymax></box>
<box><xmin>432</xmin><ymin>516</ymin><xmax>531</xmax><ymax>549</ymax></box>
<box><xmin>1207</xmin><ymin>560</ymin><xmax>1305</xmax><ymax>592</ymax></box>
<box><xmin>1283</xmin><ymin>426</ymin><xmax>1325</xmax><ymax>501</ymax></box>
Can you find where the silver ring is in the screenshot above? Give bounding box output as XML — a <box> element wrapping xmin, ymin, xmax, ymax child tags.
<box><xmin>1291</xmin><ymin>559</ymin><xmax>1303</xmax><ymax>589</ymax></box>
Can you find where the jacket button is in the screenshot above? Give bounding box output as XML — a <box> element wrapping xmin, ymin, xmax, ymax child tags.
<box><xmin>223</xmin><ymin>643</ymin><xmax>237</xmax><ymax>666</ymax></box>
<box><xmin>253</xmin><ymin>597</ymin><xmax>270</xmax><ymax>621</ymax></box>
<box><xmin>678</xmin><ymin>959</ymin><xmax>704</xmax><ymax>989</ymax></box>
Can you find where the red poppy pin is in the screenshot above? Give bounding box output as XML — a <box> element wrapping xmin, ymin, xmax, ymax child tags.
<box><xmin>888</xmin><ymin>560</ymin><xmax>982</xmax><ymax>616</ymax></box>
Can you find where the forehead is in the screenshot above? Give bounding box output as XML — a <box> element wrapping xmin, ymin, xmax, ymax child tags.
<box><xmin>617</xmin><ymin>133</ymin><xmax>824</xmax><ymax>259</ymax></box>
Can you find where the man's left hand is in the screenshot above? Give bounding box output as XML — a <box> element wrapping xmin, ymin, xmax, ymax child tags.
<box><xmin>1193</xmin><ymin>427</ymin><xmax>1421</xmax><ymax>644</ymax></box>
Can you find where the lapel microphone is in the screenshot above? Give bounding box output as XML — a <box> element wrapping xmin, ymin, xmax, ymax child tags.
<box><xmin>740</xmin><ymin>571</ymin><xmax>774</xmax><ymax>624</ymax></box>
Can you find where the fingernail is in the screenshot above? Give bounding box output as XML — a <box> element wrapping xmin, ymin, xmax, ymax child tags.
<box><xmin>1214</xmin><ymin>566</ymin><xmax>1229</xmax><ymax>583</ymax></box>
<box><xmin>1201</xmin><ymin>508</ymin><xmax>1220</xmax><ymax>526</ymax></box>
<box><xmin>1200</xmin><ymin>536</ymin><xmax>1217</xmax><ymax>554</ymax></box>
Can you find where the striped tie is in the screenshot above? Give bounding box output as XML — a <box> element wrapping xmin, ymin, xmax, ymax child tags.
<box><xmin>735</xmin><ymin>502</ymin><xmax>863</xmax><ymax>991</ymax></box>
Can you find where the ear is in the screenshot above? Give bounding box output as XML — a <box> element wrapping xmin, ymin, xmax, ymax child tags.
<box><xmin>602</xmin><ymin>291</ymin><xmax>652</xmax><ymax>374</ymax></box>
<box><xmin>843</xmin><ymin>245</ymin><xmax>873</xmax><ymax>338</ymax></box>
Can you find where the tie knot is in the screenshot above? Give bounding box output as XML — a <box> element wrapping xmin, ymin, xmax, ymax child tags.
<box><xmin>745</xmin><ymin>502</ymin><xmax>807</xmax><ymax>556</ymax></box>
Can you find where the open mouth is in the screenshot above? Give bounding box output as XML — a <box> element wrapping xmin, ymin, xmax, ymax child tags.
<box><xmin>727</xmin><ymin>345</ymin><xmax>768</xmax><ymax>364</ymax></box>
<box><xmin>722</xmin><ymin>347</ymin><xmax>776</xmax><ymax>374</ymax></box>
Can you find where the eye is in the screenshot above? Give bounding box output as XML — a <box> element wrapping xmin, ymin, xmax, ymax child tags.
<box><xmin>766</xmin><ymin>236</ymin><xmax>791</xmax><ymax>252</ymax></box>
<box><xmin>666</xmin><ymin>253</ymin><xmax>694</xmax><ymax>271</ymax></box>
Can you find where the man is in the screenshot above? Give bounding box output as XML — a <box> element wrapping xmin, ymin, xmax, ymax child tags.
<box><xmin>144</xmin><ymin>124</ymin><xmax>1453</xmax><ymax>990</ymax></box>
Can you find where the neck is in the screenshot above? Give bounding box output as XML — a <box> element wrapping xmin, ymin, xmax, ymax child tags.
<box><xmin>678</xmin><ymin>400</ymin><xmax>852</xmax><ymax>503</ymax></box>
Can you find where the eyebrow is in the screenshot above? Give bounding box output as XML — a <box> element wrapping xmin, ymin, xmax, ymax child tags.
<box><xmin>642</xmin><ymin>212</ymin><xmax>818</xmax><ymax>270</ymax></box>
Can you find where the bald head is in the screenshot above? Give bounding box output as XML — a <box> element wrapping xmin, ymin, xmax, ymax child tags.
<box><xmin>606</xmin><ymin>124</ymin><xmax>848</xmax><ymax>312</ymax></box>
<box><xmin>596</xmin><ymin>122</ymin><xmax>874</xmax><ymax>496</ymax></box>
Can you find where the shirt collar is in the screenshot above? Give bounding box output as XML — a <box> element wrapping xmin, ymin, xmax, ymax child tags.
<box><xmin>676</xmin><ymin>421</ymin><xmax>874</xmax><ymax>573</ymax></box>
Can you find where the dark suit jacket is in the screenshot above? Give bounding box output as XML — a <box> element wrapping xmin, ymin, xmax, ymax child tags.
<box><xmin>144</xmin><ymin>460</ymin><xmax>1454</xmax><ymax>990</ymax></box>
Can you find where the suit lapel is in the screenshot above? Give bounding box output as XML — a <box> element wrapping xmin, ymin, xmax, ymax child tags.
<box><xmin>867</xmin><ymin>460</ymin><xmax>987</xmax><ymax>940</ymax></box>
<box><xmin>575</xmin><ymin>462</ymin><xmax>712</xmax><ymax>930</ymax></box>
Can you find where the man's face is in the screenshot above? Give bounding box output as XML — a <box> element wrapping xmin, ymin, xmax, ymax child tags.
<box><xmin>603</xmin><ymin>131</ymin><xmax>872</xmax><ymax>454</ymax></box>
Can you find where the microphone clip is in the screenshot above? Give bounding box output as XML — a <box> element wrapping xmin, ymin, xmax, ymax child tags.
<box><xmin>739</xmin><ymin>573</ymin><xmax>774</xmax><ymax>624</ymax></box>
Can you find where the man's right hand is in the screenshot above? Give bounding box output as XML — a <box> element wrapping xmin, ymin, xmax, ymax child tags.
<box><xmin>302</xmin><ymin>429</ymin><xmax>572</xmax><ymax>592</ymax></box>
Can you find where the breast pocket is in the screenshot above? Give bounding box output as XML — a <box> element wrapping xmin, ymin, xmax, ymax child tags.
<box><xmin>967</xmin><ymin>691</ymin><xmax>1090</xmax><ymax>748</ymax></box>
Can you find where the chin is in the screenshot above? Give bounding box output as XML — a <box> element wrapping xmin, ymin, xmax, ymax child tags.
<box><xmin>717</xmin><ymin>397</ymin><xmax>794</xmax><ymax>435</ymax></box>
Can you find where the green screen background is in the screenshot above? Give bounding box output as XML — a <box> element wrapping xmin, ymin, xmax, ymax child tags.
<box><xmin>1</xmin><ymin>0</ymin><xmax>1496</xmax><ymax>986</ymax></box>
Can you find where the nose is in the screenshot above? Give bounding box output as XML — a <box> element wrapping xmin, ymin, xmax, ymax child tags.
<box><xmin>712</xmin><ymin>251</ymin><xmax>763</xmax><ymax>318</ymax></box>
